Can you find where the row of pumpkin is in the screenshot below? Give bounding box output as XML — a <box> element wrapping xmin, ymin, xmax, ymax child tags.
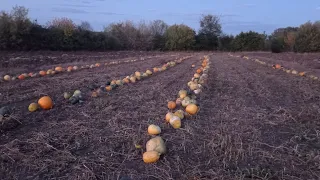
<box><xmin>27</xmin><ymin>56</ymin><xmax>193</xmax><ymax>112</ymax></box>
<box><xmin>2</xmin><ymin>55</ymin><xmax>167</xmax><ymax>82</ymax></box>
<box><xmin>142</xmin><ymin>55</ymin><xmax>211</xmax><ymax>163</ymax></box>
<box><xmin>228</xmin><ymin>54</ymin><xmax>319</xmax><ymax>81</ymax></box>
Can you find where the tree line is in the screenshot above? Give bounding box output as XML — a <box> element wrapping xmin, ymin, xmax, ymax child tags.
<box><xmin>0</xmin><ymin>6</ymin><xmax>320</xmax><ymax>52</ymax></box>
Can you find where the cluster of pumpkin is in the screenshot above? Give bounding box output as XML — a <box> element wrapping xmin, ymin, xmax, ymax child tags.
<box><xmin>27</xmin><ymin>56</ymin><xmax>192</xmax><ymax>112</ymax></box>
<box><xmin>28</xmin><ymin>96</ymin><xmax>54</xmax><ymax>112</ymax></box>
<box><xmin>89</xmin><ymin>56</ymin><xmax>193</xmax><ymax>97</ymax></box>
<box><xmin>2</xmin><ymin>57</ymin><xmax>154</xmax><ymax>82</ymax></box>
<box><xmin>228</xmin><ymin>54</ymin><xmax>319</xmax><ymax>81</ymax></box>
<box><xmin>142</xmin><ymin>56</ymin><xmax>211</xmax><ymax>164</ymax></box>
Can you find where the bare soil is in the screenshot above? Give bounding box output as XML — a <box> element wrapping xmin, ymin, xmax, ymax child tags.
<box><xmin>0</xmin><ymin>51</ymin><xmax>319</xmax><ymax>180</ymax></box>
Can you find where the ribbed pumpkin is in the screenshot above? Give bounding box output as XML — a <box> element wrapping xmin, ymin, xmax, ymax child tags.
<box><xmin>169</xmin><ymin>116</ymin><xmax>181</xmax><ymax>129</ymax></box>
<box><xmin>153</xmin><ymin>67</ymin><xmax>159</xmax><ymax>73</ymax></box>
<box><xmin>38</xmin><ymin>96</ymin><xmax>53</xmax><ymax>110</ymax></box>
<box><xmin>130</xmin><ymin>76</ymin><xmax>136</xmax><ymax>83</ymax></box>
<box><xmin>196</xmin><ymin>68</ymin><xmax>202</xmax><ymax>74</ymax></box>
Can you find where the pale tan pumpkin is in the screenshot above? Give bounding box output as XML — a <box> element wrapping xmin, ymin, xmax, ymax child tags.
<box><xmin>146</xmin><ymin>136</ymin><xmax>166</xmax><ymax>154</ymax></box>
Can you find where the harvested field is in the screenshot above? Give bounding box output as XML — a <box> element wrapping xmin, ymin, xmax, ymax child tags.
<box><xmin>0</xmin><ymin>51</ymin><xmax>319</xmax><ymax>180</ymax></box>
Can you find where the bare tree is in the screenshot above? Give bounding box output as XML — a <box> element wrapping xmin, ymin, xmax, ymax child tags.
<box><xmin>79</xmin><ymin>21</ymin><xmax>92</xmax><ymax>31</ymax></box>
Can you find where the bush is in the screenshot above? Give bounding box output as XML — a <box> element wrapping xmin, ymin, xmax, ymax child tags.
<box><xmin>270</xmin><ymin>38</ymin><xmax>284</xmax><ymax>53</ymax></box>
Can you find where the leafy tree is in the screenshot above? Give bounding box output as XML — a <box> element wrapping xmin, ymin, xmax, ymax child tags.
<box><xmin>231</xmin><ymin>31</ymin><xmax>266</xmax><ymax>51</ymax></box>
<box><xmin>294</xmin><ymin>21</ymin><xmax>320</xmax><ymax>52</ymax></box>
<box><xmin>164</xmin><ymin>24</ymin><xmax>195</xmax><ymax>50</ymax></box>
<box><xmin>197</xmin><ymin>14</ymin><xmax>222</xmax><ymax>50</ymax></box>
<box><xmin>218</xmin><ymin>34</ymin><xmax>234</xmax><ymax>51</ymax></box>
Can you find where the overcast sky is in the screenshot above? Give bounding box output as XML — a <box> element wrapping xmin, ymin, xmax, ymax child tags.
<box><xmin>2</xmin><ymin>0</ymin><xmax>320</xmax><ymax>35</ymax></box>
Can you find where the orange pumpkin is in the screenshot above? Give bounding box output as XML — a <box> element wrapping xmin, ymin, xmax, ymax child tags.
<box><xmin>153</xmin><ymin>68</ymin><xmax>159</xmax><ymax>73</ymax></box>
<box><xmin>55</xmin><ymin>66</ymin><xmax>63</xmax><ymax>72</ymax></box>
<box><xmin>67</xmin><ymin>66</ymin><xmax>73</xmax><ymax>72</ymax></box>
<box><xmin>95</xmin><ymin>63</ymin><xmax>101</xmax><ymax>67</ymax></box>
<box><xmin>28</xmin><ymin>73</ymin><xmax>33</xmax><ymax>77</ymax></box>
<box><xmin>299</xmin><ymin>72</ymin><xmax>306</xmax><ymax>76</ymax></box>
<box><xmin>38</xmin><ymin>96</ymin><xmax>53</xmax><ymax>110</ymax></box>
<box><xmin>123</xmin><ymin>78</ymin><xmax>130</xmax><ymax>84</ymax></box>
<box><xmin>186</xmin><ymin>104</ymin><xmax>198</xmax><ymax>115</ymax></box>
<box><xmin>167</xmin><ymin>101</ymin><xmax>176</xmax><ymax>110</ymax></box>
<box><xmin>18</xmin><ymin>74</ymin><xmax>25</xmax><ymax>80</ymax></box>
<box><xmin>105</xmin><ymin>86</ymin><xmax>112</xmax><ymax>91</ymax></box>
<box><xmin>39</xmin><ymin>71</ymin><xmax>46</xmax><ymax>76</ymax></box>
<box><xmin>275</xmin><ymin>64</ymin><xmax>281</xmax><ymax>69</ymax></box>
<box><xmin>196</xmin><ymin>68</ymin><xmax>202</xmax><ymax>74</ymax></box>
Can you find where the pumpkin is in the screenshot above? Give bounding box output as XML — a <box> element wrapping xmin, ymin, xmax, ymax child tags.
<box><xmin>191</xmin><ymin>64</ymin><xmax>195</xmax><ymax>68</ymax></box>
<box><xmin>176</xmin><ymin>98</ymin><xmax>182</xmax><ymax>106</ymax></box>
<box><xmin>91</xmin><ymin>91</ymin><xmax>99</xmax><ymax>98</ymax></box>
<box><xmin>3</xmin><ymin>75</ymin><xmax>11</xmax><ymax>81</ymax></box>
<box><xmin>143</xmin><ymin>151</ymin><xmax>160</xmax><ymax>163</ymax></box>
<box><xmin>123</xmin><ymin>78</ymin><xmax>130</xmax><ymax>84</ymax></box>
<box><xmin>196</xmin><ymin>68</ymin><xmax>202</xmax><ymax>74</ymax></box>
<box><xmin>167</xmin><ymin>101</ymin><xmax>176</xmax><ymax>110</ymax></box>
<box><xmin>165</xmin><ymin>112</ymin><xmax>174</xmax><ymax>123</ymax></box>
<box><xmin>148</xmin><ymin>124</ymin><xmax>161</xmax><ymax>135</ymax></box>
<box><xmin>18</xmin><ymin>74</ymin><xmax>25</xmax><ymax>80</ymax></box>
<box><xmin>55</xmin><ymin>67</ymin><xmax>63</xmax><ymax>72</ymax></box>
<box><xmin>46</xmin><ymin>69</ymin><xmax>53</xmax><ymax>75</ymax></box>
<box><xmin>39</xmin><ymin>71</ymin><xmax>46</xmax><ymax>76</ymax></box>
<box><xmin>182</xmin><ymin>99</ymin><xmax>191</xmax><ymax>107</ymax></box>
<box><xmin>286</xmin><ymin>70</ymin><xmax>291</xmax><ymax>74</ymax></box>
<box><xmin>116</xmin><ymin>80</ymin><xmax>123</xmax><ymax>86</ymax></box>
<box><xmin>135</xmin><ymin>71</ymin><xmax>141</xmax><ymax>77</ymax></box>
<box><xmin>105</xmin><ymin>86</ymin><xmax>112</xmax><ymax>91</ymax></box>
<box><xmin>174</xmin><ymin>110</ymin><xmax>184</xmax><ymax>119</ymax></box>
<box><xmin>28</xmin><ymin>73</ymin><xmax>33</xmax><ymax>77</ymax></box>
<box><xmin>28</xmin><ymin>103</ymin><xmax>38</xmax><ymax>112</ymax></box>
<box><xmin>51</xmin><ymin>71</ymin><xmax>56</xmax><ymax>75</ymax></box>
<box><xmin>299</xmin><ymin>72</ymin><xmax>306</xmax><ymax>76</ymax></box>
<box><xmin>73</xmin><ymin>66</ymin><xmax>78</xmax><ymax>70</ymax></box>
<box><xmin>136</xmin><ymin>76</ymin><xmax>141</xmax><ymax>80</ymax></box>
<box><xmin>95</xmin><ymin>63</ymin><xmax>101</xmax><ymax>67</ymax></box>
<box><xmin>38</xmin><ymin>96</ymin><xmax>53</xmax><ymax>110</ymax></box>
<box><xmin>146</xmin><ymin>70</ymin><xmax>152</xmax><ymax>75</ymax></box>
<box><xmin>153</xmin><ymin>67</ymin><xmax>159</xmax><ymax>73</ymax></box>
<box><xmin>169</xmin><ymin>116</ymin><xmax>181</xmax><ymax>129</ymax></box>
<box><xmin>67</xmin><ymin>66</ymin><xmax>73</xmax><ymax>72</ymax></box>
<box><xmin>189</xmin><ymin>82</ymin><xmax>198</xmax><ymax>90</ymax></box>
<box><xmin>130</xmin><ymin>76</ymin><xmax>136</xmax><ymax>83</ymax></box>
<box><xmin>11</xmin><ymin>77</ymin><xmax>16</xmax><ymax>80</ymax></box>
<box><xmin>146</xmin><ymin>136</ymin><xmax>166</xmax><ymax>154</ymax></box>
<box><xmin>178</xmin><ymin>90</ymin><xmax>187</xmax><ymax>99</ymax></box>
<box><xmin>22</xmin><ymin>73</ymin><xmax>28</xmax><ymax>78</ymax></box>
<box><xmin>73</xmin><ymin>90</ymin><xmax>82</xmax><ymax>97</ymax></box>
<box><xmin>275</xmin><ymin>64</ymin><xmax>281</xmax><ymax>69</ymax></box>
<box><xmin>194</xmin><ymin>89</ymin><xmax>201</xmax><ymax>94</ymax></box>
<box><xmin>291</xmin><ymin>70</ymin><xmax>298</xmax><ymax>75</ymax></box>
<box><xmin>186</xmin><ymin>104</ymin><xmax>198</xmax><ymax>115</ymax></box>
<box><xmin>90</xmin><ymin>64</ymin><xmax>95</xmax><ymax>68</ymax></box>
<box><xmin>63</xmin><ymin>92</ymin><xmax>71</xmax><ymax>99</ymax></box>
<box><xmin>194</xmin><ymin>73</ymin><xmax>200</xmax><ymax>78</ymax></box>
